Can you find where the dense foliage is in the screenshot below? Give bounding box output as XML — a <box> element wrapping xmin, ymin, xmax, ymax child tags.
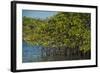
<box><xmin>23</xmin><ymin>12</ymin><xmax>91</xmax><ymax>53</ymax></box>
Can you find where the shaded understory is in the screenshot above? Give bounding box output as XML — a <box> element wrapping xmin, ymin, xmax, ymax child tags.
<box><xmin>22</xmin><ymin>42</ymin><xmax>90</xmax><ymax>63</ymax></box>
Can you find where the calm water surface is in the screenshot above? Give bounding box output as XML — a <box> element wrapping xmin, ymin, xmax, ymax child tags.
<box><xmin>22</xmin><ymin>42</ymin><xmax>43</xmax><ymax>62</ymax></box>
<box><xmin>22</xmin><ymin>41</ymin><xmax>90</xmax><ymax>63</ymax></box>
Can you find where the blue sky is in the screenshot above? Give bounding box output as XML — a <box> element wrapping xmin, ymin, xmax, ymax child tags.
<box><xmin>22</xmin><ymin>10</ymin><xmax>57</xmax><ymax>19</ymax></box>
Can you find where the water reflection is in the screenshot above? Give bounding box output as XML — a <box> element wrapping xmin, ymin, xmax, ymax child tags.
<box><xmin>22</xmin><ymin>42</ymin><xmax>43</xmax><ymax>62</ymax></box>
<box><xmin>22</xmin><ymin>41</ymin><xmax>91</xmax><ymax>63</ymax></box>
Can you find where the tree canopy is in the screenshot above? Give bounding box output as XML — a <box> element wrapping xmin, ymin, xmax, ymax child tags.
<box><xmin>23</xmin><ymin>12</ymin><xmax>91</xmax><ymax>53</ymax></box>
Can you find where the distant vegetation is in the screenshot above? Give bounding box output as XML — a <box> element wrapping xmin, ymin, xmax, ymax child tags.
<box><xmin>23</xmin><ymin>12</ymin><xmax>91</xmax><ymax>54</ymax></box>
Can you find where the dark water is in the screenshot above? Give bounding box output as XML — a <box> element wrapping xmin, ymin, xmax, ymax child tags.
<box><xmin>22</xmin><ymin>41</ymin><xmax>91</xmax><ymax>63</ymax></box>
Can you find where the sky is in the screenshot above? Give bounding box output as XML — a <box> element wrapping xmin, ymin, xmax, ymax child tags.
<box><xmin>22</xmin><ymin>10</ymin><xmax>57</xmax><ymax>19</ymax></box>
